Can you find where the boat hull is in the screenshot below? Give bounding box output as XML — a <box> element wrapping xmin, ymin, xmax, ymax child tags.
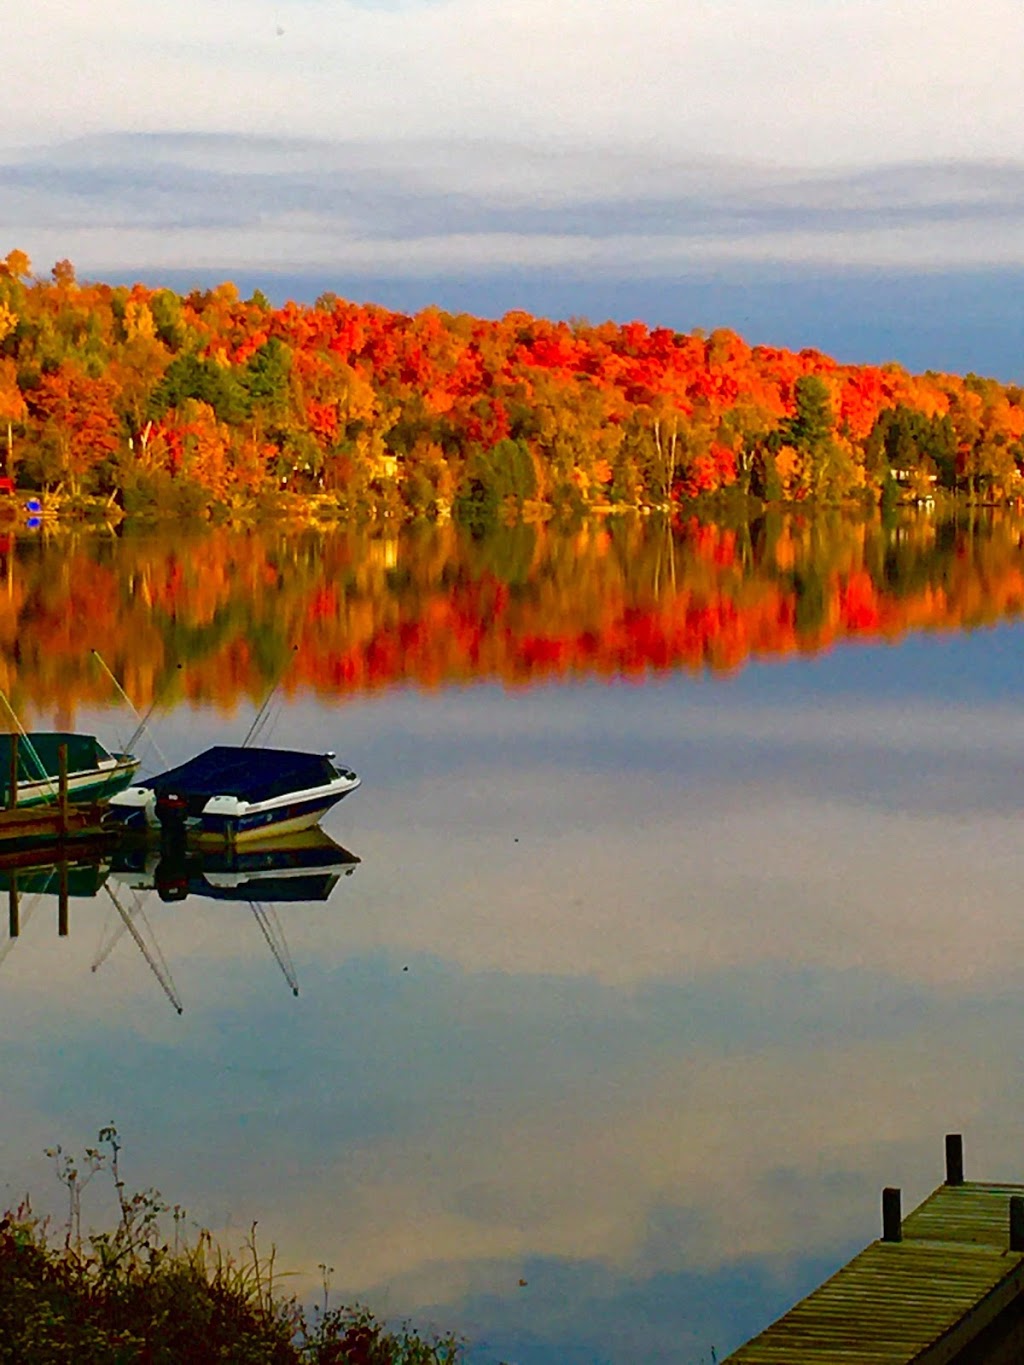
<box><xmin>9</xmin><ymin>759</ymin><xmax>140</xmax><ymax>808</ymax></box>
<box><xmin>108</xmin><ymin>780</ymin><xmax>358</xmax><ymax>845</ymax></box>
<box><xmin>191</xmin><ymin>791</ymin><xmax>351</xmax><ymax>845</ymax></box>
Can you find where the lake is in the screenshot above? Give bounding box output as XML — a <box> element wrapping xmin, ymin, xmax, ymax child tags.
<box><xmin>3</xmin><ymin>508</ymin><xmax>1024</xmax><ymax>1363</ymax></box>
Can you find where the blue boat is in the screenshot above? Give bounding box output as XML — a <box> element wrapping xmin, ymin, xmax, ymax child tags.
<box><xmin>105</xmin><ymin>745</ymin><xmax>360</xmax><ymax>844</ymax></box>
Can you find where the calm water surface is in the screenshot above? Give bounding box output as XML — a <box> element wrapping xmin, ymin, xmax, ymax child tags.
<box><xmin>4</xmin><ymin>514</ymin><xmax>1024</xmax><ymax>1363</ymax></box>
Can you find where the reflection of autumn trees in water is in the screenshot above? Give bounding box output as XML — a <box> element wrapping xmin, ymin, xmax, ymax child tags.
<box><xmin>3</xmin><ymin>511</ymin><xmax>1024</xmax><ymax>719</ymax></box>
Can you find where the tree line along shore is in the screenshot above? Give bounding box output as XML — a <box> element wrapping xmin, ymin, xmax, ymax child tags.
<box><xmin>1</xmin><ymin>249</ymin><xmax>1023</xmax><ymax>523</ymax></box>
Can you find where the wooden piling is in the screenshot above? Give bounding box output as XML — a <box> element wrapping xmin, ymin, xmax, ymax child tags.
<box><xmin>57</xmin><ymin>860</ymin><xmax>68</xmax><ymax>937</ymax></box>
<box><xmin>883</xmin><ymin>1186</ymin><xmax>903</xmax><ymax>1242</ymax></box>
<box><xmin>1010</xmin><ymin>1196</ymin><xmax>1024</xmax><ymax>1253</ymax></box>
<box><xmin>7</xmin><ymin>732</ymin><xmax>17</xmax><ymax>810</ymax></box>
<box><xmin>947</xmin><ymin>1133</ymin><xmax>965</xmax><ymax>1186</ymax></box>
<box><xmin>8</xmin><ymin>874</ymin><xmax>17</xmax><ymax>938</ymax></box>
<box><xmin>57</xmin><ymin>743</ymin><xmax>68</xmax><ymax>836</ymax></box>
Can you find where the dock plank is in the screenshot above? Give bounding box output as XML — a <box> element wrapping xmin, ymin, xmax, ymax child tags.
<box><xmin>0</xmin><ymin>799</ymin><xmax>109</xmax><ymax>850</ymax></box>
<box><xmin>725</xmin><ymin>1181</ymin><xmax>1024</xmax><ymax>1364</ymax></box>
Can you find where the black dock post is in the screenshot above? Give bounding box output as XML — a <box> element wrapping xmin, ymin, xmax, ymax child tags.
<box><xmin>8</xmin><ymin>875</ymin><xmax>17</xmax><ymax>938</ymax></box>
<box><xmin>1011</xmin><ymin>1197</ymin><xmax>1024</xmax><ymax>1252</ymax></box>
<box><xmin>882</xmin><ymin>1187</ymin><xmax>902</xmax><ymax>1242</ymax></box>
<box><xmin>57</xmin><ymin>860</ymin><xmax>68</xmax><ymax>938</ymax></box>
<box><xmin>57</xmin><ymin>743</ymin><xmax>68</xmax><ymax>836</ymax></box>
<box><xmin>945</xmin><ymin>1133</ymin><xmax>965</xmax><ymax>1186</ymax></box>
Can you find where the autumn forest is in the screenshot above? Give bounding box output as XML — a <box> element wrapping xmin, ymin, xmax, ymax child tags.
<box><xmin>2</xmin><ymin>249</ymin><xmax>1024</xmax><ymax>520</ymax></box>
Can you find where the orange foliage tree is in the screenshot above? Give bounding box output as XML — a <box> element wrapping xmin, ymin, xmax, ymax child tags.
<box><xmin>1</xmin><ymin>248</ymin><xmax>1023</xmax><ymax>514</ymax></box>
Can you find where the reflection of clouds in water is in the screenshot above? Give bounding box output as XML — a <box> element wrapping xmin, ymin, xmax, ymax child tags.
<box><xmin>2</xmin><ymin>927</ymin><xmax>1018</xmax><ymax>1298</ymax></box>
<box><xmin>351</xmin><ymin>782</ymin><xmax>1024</xmax><ymax>987</ymax></box>
<box><xmin>267</xmin><ymin>1017</ymin><xmax>1002</xmax><ymax>1292</ymax></box>
<box><xmin>7</xmin><ymin>671</ymin><xmax>1024</xmax><ymax>1359</ymax></box>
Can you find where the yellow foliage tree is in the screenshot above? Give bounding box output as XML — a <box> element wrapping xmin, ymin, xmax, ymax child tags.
<box><xmin>0</xmin><ymin>358</ymin><xmax>26</xmax><ymax>474</ymax></box>
<box><xmin>0</xmin><ymin>302</ymin><xmax>17</xmax><ymax>344</ymax></box>
<box><xmin>0</xmin><ymin>249</ymin><xmax>30</xmax><ymax>280</ymax></box>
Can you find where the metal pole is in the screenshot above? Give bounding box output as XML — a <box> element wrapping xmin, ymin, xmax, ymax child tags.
<box><xmin>91</xmin><ymin>650</ymin><xmax>169</xmax><ymax>766</ymax></box>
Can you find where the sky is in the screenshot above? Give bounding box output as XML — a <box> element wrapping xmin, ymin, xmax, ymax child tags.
<box><xmin>4</xmin><ymin>0</ymin><xmax>1024</xmax><ymax>377</ymax></box>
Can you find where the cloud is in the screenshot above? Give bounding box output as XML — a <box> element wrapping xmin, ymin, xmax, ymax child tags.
<box><xmin>5</xmin><ymin>0</ymin><xmax>1024</xmax><ymax>372</ymax></box>
<box><xmin>7</xmin><ymin>132</ymin><xmax>1024</xmax><ymax>281</ymax></box>
<box><xmin>7</xmin><ymin>1</ymin><xmax>1024</xmax><ymax>166</ymax></box>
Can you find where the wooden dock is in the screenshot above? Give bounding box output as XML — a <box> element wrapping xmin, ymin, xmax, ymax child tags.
<box><xmin>725</xmin><ymin>1136</ymin><xmax>1024</xmax><ymax>1364</ymax></box>
<box><xmin>0</xmin><ymin>737</ymin><xmax>110</xmax><ymax>851</ymax></box>
<box><xmin>0</xmin><ymin>801</ymin><xmax>109</xmax><ymax>850</ymax></box>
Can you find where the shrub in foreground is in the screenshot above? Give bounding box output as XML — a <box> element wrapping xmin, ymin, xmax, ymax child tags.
<box><xmin>0</xmin><ymin>1130</ymin><xmax>462</xmax><ymax>1364</ymax></box>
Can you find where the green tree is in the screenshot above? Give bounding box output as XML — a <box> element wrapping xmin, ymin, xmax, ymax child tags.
<box><xmin>777</xmin><ymin>375</ymin><xmax>844</xmax><ymax>498</ymax></box>
<box><xmin>150</xmin><ymin>290</ymin><xmax>187</xmax><ymax>351</ymax></box>
<box><xmin>149</xmin><ymin>354</ymin><xmax>250</xmax><ymax>426</ymax></box>
<box><xmin>787</xmin><ymin>375</ymin><xmax>833</xmax><ymax>451</ymax></box>
<box><xmin>244</xmin><ymin>338</ymin><xmax>292</xmax><ymax>414</ymax></box>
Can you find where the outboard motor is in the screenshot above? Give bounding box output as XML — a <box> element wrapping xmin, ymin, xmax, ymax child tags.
<box><xmin>157</xmin><ymin>791</ymin><xmax>189</xmax><ymax>857</ymax></box>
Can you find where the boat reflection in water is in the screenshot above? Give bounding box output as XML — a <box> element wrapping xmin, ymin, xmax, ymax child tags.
<box><xmin>111</xmin><ymin>828</ymin><xmax>360</xmax><ymax>904</ymax></box>
<box><xmin>0</xmin><ymin>829</ymin><xmax>360</xmax><ymax>1010</ymax></box>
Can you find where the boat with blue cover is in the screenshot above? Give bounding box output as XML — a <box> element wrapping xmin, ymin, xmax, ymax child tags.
<box><xmin>105</xmin><ymin>745</ymin><xmax>360</xmax><ymax>844</ymax></box>
<box><xmin>0</xmin><ymin>732</ymin><xmax>140</xmax><ymax>808</ymax></box>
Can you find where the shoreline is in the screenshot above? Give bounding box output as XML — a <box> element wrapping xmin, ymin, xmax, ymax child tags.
<box><xmin>0</xmin><ymin>485</ymin><xmax>1017</xmax><ymax>532</ymax></box>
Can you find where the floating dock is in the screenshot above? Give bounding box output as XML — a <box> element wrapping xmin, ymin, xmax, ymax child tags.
<box><xmin>0</xmin><ymin>801</ymin><xmax>110</xmax><ymax>849</ymax></box>
<box><xmin>0</xmin><ymin>737</ymin><xmax>110</xmax><ymax>852</ymax></box>
<box><xmin>725</xmin><ymin>1136</ymin><xmax>1024</xmax><ymax>1364</ymax></box>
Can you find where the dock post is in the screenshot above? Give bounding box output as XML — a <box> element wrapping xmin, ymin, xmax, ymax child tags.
<box><xmin>882</xmin><ymin>1187</ymin><xmax>902</xmax><ymax>1242</ymax></box>
<box><xmin>8</xmin><ymin>875</ymin><xmax>18</xmax><ymax>938</ymax></box>
<box><xmin>57</xmin><ymin>743</ymin><xmax>68</xmax><ymax>836</ymax></box>
<box><xmin>57</xmin><ymin>861</ymin><xmax>68</xmax><ymax>937</ymax></box>
<box><xmin>945</xmin><ymin>1133</ymin><xmax>965</xmax><ymax>1186</ymax></box>
<box><xmin>7</xmin><ymin>732</ymin><xmax>16</xmax><ymax>809</ymax></box>
<box><xmin>1011</xmin><ymin>1197</ymin><xmax>1024</xmax><ymax>1252</ymax></box>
